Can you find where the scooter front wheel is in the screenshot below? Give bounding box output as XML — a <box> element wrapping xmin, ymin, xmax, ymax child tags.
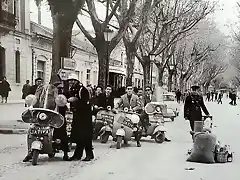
<box><xmin>32</xmin><ymin>150</ymin><xmax>40</xmax><ymax>166</ymax></box>
<box><xmin>116</xmin><ymin>136</ymin><xmax>123</xmax><ymax>149</ymax></box>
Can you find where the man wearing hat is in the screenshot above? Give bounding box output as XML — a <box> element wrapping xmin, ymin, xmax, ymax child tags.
<box><xmin>184</xmin><ymin>85</ymin><xmax>210</xmax><ymax>135</ymax></box>
<box><xmin>29</xmin><ymin>77</ymin><xmax>43</xmax><ymax>95</ymax></box>
<box><xmin>66</xmin><ymin>74</ymin><xmax>94</xmax><ymax>161</ymax></box>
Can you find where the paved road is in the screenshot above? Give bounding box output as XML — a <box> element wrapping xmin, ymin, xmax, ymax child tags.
<box><xmin>0</xmin><ymin>97</ymin><xmax>239</xmax><ymax>180</ymax></box>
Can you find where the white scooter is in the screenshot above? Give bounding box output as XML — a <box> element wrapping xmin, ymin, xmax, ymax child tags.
<box><xmin>112</xmin><ymin>107</ymin><xmax>141</xmax><ymax>149</ymax></box>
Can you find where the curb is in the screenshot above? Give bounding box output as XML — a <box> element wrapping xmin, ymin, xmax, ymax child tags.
<box><xmin>0</xmin><ymin>128</ymin><xmax>28</xmax><ymax>134</ymax></box>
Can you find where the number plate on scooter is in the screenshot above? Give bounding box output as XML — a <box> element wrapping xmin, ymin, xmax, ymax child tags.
<box><xmin>153</xmin><ymin>114</ymin><xmax>162</xmax><ymax>119</ymax></box>
<box><xmin>30</xmin><ymin>127</ymin><xmax>50</xmax><ymax>135</ymax></box>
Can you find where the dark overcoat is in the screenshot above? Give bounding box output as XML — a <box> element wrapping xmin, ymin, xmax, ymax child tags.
<box><xmin>184</xmin><ymin>93</ymin><xmax>209</xmax><ymax>122</ymax></box>
<box><xmin>70</xmin><ymin>84</ymin><xmax>92</xmax><ymax>144</ymax></box>
<box><xmin>1</xmin><ymin>80</ymin><xmax>11</xmax><ymax>97</ymax></box>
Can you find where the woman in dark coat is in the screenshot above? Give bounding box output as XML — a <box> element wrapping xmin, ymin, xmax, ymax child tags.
<box><xmin>68</xmin><ymin>80</ymin><xmax>94</xmax><ymax>161</ymax></box>
<box><xmin>1</xmin><ymin>76</ymin><xmax>11</xmax><ymax>103</ymax></box>
<box><xmin>184</xmin><ymin>85</ymin><xmax>210</xmax><ymax>133</ymax></box>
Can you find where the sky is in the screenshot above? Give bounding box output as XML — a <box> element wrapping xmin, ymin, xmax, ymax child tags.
<box><xmin>30</xmin><ymin>0</ymin><xmax>240</xmax><ymax>35</ymax></box>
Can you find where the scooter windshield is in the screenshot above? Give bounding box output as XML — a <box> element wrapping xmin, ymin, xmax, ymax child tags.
<box><xmin>21</xmin><ymin>108</ymin><xmax>64</xmax><ymax>128</ymax></box>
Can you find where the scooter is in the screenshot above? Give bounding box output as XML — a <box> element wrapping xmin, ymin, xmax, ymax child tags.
<box><xmin>141</xmin><ymin>102</ymin><xmax>167</xmax><ymax>143</ymax></box>
<box><xmin>22</xmin><ymin>108</ymin><xmax>64</xmax><ymax>165</ymax></box>
<box><xmin>22</xmin><ymin>92</ymin><xmax>66</xmax><ymax>166</ymax></box>
<box><xmin>94</xmin><ymin>106</ymin><xmax>115</xmax><ymax>143</ymax></box>
<box><xmin>112</xmin><ymin>107</ymin><xmax>140</xmax><ymax>149</ymax></box>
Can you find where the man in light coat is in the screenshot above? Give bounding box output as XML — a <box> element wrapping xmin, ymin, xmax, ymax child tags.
<box><xmin>116</xmin><ymin>84</ymin><xmax>141</xmax><ymax>112</ymax></box>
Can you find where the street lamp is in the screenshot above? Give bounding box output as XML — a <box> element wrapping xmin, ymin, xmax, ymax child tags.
<box><xmin>149</xmin><ymin>54</ymin><xmax>155</xmax><ymax>88</ymax></box>
<box><xmin>103</xmin><ymin>26</ymin><xmax>114</xmax><ymax>87</ymax></box>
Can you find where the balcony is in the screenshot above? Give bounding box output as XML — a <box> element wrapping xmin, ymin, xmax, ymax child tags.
<box><xmin>0</xmin><ymin>10</ymin><xmax>16</xmax><ymax>33</ymax></box>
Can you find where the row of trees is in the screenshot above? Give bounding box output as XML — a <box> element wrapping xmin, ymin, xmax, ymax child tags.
<box><xmin>33</xmin><ymin>0</ymin><xmax>227</xmax><ymax>91</ymax></box>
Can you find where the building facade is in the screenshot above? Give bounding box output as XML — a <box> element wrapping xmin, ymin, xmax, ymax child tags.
<box><xmin>0</xmin><ymin>0</ymin><xmax>158</xmax><ymax>100</ymax></box>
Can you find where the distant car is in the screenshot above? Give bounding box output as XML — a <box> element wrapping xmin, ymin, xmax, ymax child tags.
<box><xmin>162</xmin><ymin>92</ymin><xmax>180</xmax><ymax>121</ymax></box>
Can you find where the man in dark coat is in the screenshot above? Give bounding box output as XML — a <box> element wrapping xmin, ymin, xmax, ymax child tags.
<box><xmin>67</xmin><ymin>77</ymin><xmax>94</xmax><ymax>161</ymax></box>
<box><xmin>97</xmin><ymin>85</ymin><xmax>115</xmax><ymax>109</ymax></box>
<box><xmin>29</xmin><ymin>78</ymin><xmax>43</xmax><ymax>95</ymax></box>
<box><xmin>22</xmin><ymin>80</ymin><xmax>31</xmax><ymax>107</ymax></box>
<box><xmin>175</xmin><ymin>89</ymin><xmax>182</xmax><ymax>103</ymax></box>
<box><xmin>1</xmin><ymin>76</ymin><xmax>11</xmax><ymax>103</ymax></box>
<box><xmin>184</xmin><ymin>85</ymin><xmax>210</xmax><ymax>134</ymax></box>
<box><xmin>90</xmin><ymin>86</ymin><xmax>103</xmax><ymax>115</ymax></box>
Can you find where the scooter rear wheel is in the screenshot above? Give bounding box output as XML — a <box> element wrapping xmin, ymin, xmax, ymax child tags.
<box><xmin>116</xmin><ymin>136</ymin><xmax>123</xmax><ymax>149</ymax></box>
<box><xmin>32</xmin><ymin>150</ymin><xmax>40</xmax><ymax>166</ymax></box>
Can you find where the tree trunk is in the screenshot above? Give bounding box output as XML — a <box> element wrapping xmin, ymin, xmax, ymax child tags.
<box><xmin>179</xmin><ymin>77</ymin><xmax>184</xmax><ymax>92</ymax></box>
<box><xmin>157</xmin><ymin>68</ymin><xmax>164</xmax><ymax>87</ymax></box>
<box><xmin>124</xmin><ymin>41</ymin><xmax>136</xmax><ymax>86</ymax></box>
<box><xmin>95</xmin><ymin>38</ymin><xmax>109</xmax><ymax>89</ymax></box>
<box><xmin>168</xmin><ymin>72</ymin><xmax>173</xmax><ymax>92</ymax></box>
<box><xmin>51</xmin><ymin>13</ymin><xmax>75</xmax><ymax>83</ymax></box>
<box><xmin>143</xmin><ymin>59</ymin><xmax>151</xmax><ymax>90</ymax></box>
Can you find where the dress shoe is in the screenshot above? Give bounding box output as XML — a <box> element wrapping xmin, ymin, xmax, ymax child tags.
<box><xmin>23</xmin><ymin>155</ymin><xmax>32</xmax><ymax>162</ymax></box>
<box><xmin>68</xmin><ymin>155</ymin><xmax>81</xmax><ymax>161</ymax></box>
<box><xmin>137</xmin><ymin>142</ymin><xmax>141</xmax><ymax>147</ymax></box>
<box><xmin>164</xmin><ymin>137</ymin><xmax>171</xmax><ymax>142</ymax></box>
<box><xmin>82</xmin><ymin>157</ymin><xmax>92</xmax><ymax>161</ymax></box>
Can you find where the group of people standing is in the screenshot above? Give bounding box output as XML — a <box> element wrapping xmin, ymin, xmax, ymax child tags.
<box><xmin>206</xmin><ymin>91</ymin><xmax>223</xmax><ymax>104</ymax></box>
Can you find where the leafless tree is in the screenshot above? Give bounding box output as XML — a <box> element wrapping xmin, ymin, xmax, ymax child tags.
<box><xmin>76</xmin><ymin>0</ymin><xmax>137</xmax><ymax>89</ymax></box>
<box><xmin>136</xmin><ymin>0</ymin><xmax>214</xmax><ymax>88</ymax></box>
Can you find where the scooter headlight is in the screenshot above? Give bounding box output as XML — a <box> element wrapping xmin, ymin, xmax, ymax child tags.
<box><xmin>104</xmin><ymin>121</ymin><xmax>108</xmax><ymax>125</ymax></box>
<box><xmin>39</xmin><ymin>113</ymin><xmax>47</xmax><ymax>121</ymax></box>
<box><xmin>156</xmin><ymin>106</ymin><xmax>161</xmax><ymax>112</ymax></box>
<box><xmin>124</xmin><ymin>107</ymin><xmax>129</xmax><ymax>113</ymax></box>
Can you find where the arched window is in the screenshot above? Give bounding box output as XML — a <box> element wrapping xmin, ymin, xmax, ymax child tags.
<box><xmin>37</xmin><ymin>60</ymin><xmax>45</xmax><ymax>80</ymax></box>
<box><xmin>15</xmin><ymin>50</ymin><xmax>20</xmax><ymax>83</ymax></box>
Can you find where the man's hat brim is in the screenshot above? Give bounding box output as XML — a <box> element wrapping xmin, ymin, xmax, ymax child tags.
<box><xmin>35</xmin><ymin>78</ymin><xmax>43</xmax><ymax>81</ymax></box>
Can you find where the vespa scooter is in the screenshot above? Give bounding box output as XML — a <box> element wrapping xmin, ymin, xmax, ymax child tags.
<box><xmin>142</xmin><ymin>102</ymin><xmax>167</xmax><ymax>143</ymax></box>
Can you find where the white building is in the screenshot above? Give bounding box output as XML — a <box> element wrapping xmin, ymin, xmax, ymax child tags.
<box><xmin>0</xmin><ymin>0</ymin><xmax>32</xmax><ymax>100</ymax></box>
<box><xmin>0</xmin><ymin>0</ymin><xmax>158</xmax><ymax>100</ymax></box>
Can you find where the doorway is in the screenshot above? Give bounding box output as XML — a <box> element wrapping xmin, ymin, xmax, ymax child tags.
<box><xmin>0</xmin><ymin>46</ymin><xmax>6</xmax><ymax>79</ymax></box>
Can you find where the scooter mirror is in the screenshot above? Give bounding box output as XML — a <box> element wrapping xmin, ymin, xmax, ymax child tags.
<box><xmin>25</xmin><ymin>94</ymin><xmax>37</xmax><ymax>107</ymax></box>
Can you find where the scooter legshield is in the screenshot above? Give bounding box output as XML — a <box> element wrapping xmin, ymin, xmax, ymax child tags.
<box><xmin>116</xmin><ymin>128</ymin><xmax>125</xmax><ymax>137</ymax></box>
<box><xmin>153</xmin><ymin>125</ymin><xmax>166</xmax><ymax>134</ymax></box>
<box><xmin>31</xmin><ymin>140</ymin><xmax>43</xmax><ymax>150</ymax></box>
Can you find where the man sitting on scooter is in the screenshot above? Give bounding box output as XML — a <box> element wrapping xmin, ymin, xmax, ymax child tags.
<box><xmin>116</xmin><ymin>83</ymin><xmax>142</xmax><ymax>147</ymax></box>
<box><xmin>97</xmin><ymin>85</ymin><xmax>115</xmax><ymax>110</ymax></box>
<box><xmin>141</xmin><ymin>86</ymin><xmax>171</xmax><ymax>142</ymax></box>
